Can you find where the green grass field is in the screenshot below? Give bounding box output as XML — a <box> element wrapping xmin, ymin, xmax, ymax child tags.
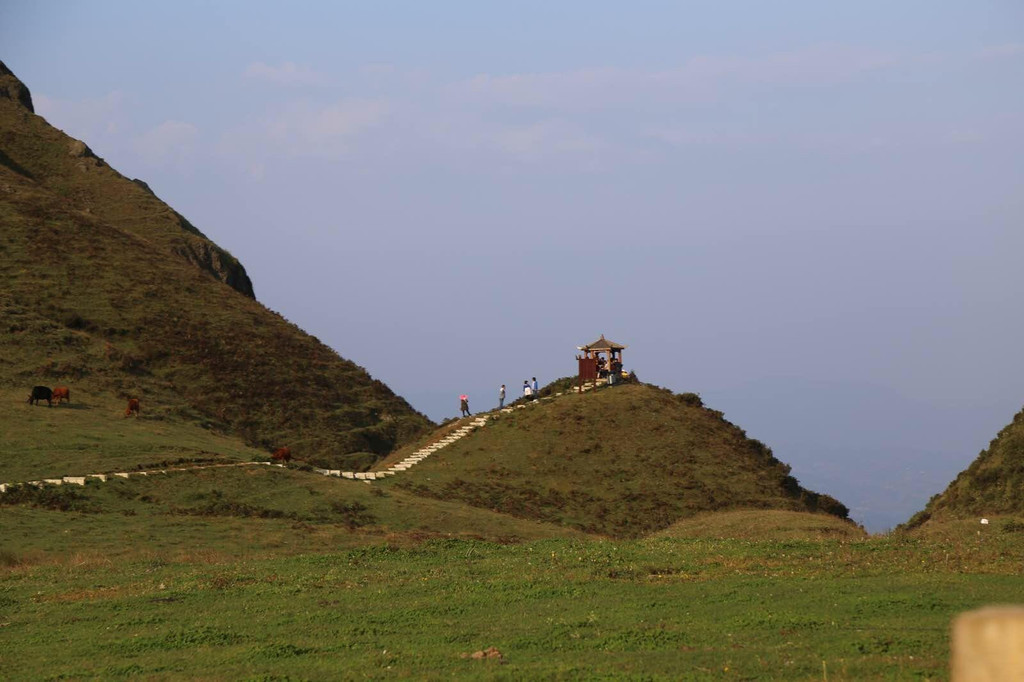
<box><xmin>3</xmin><ymin>528</ymin><xmax>1023</xmax><ymax>680</ymax></box>
<box><xmin>3</xmin><ymin>458</ymin><xmax>1023</xmax><ymax>680</ymax></box>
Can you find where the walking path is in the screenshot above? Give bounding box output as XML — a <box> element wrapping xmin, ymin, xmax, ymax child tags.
<box><xmin>0</xmin><ymin>461</ymin><xmax>283</xmax><ymax>493</ymax></box>
<box><xmin>0</xmin><ymin>385</ymin><xmax>611</xmax><ymax>492</ymax></box>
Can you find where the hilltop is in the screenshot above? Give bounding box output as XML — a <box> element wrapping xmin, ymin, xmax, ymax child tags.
<box><xmin>904</xmin><ymin>403</ymin><xmax>1024</xmax><ymax>530</ymax></box>
<box><xmin>0</xmin><ymin>61</ymin><xmax>431</xmax><ymax>469</ymax></box>
<box><xmin>377</xmin><ymin>382</ymin><xmax>854</xmax><ymax>539</ymax></box>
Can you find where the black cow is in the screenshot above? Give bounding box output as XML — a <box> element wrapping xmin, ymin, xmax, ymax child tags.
<box><xmin>28</xmin><ymin>386</ymin><xmax>53</xmax><ymax>407</ymax></box>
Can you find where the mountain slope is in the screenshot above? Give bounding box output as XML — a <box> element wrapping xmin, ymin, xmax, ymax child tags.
<box><xmin>0</xmin><ymin>61</ymin><xmax>253</xmax><ymax>297</ymax></box>
<box><xmin>904</xmin><ymin>404</ymin><xmax>1024</xmax><ymax>529</ymax></box>
<box><xmin>0</xmin><ymin>61</ymin><xmax>431</xmax><ymax>467</ymax></box>
<box><xmin>380</xmin><ymin>383</ymin><xmax>852</xmax><ymax>538</ymax></box>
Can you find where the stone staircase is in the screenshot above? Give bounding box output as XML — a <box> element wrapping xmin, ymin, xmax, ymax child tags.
<box><xmin>311</xmin><ymin>414</ymin><xmax>492</xmax><ymax>481</ymax></box>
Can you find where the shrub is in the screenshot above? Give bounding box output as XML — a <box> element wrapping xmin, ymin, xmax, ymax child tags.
<box><xmin>0</xmin><ymin>484</ymin><xmax>97</xmax><ymax>512</ymax></box>
<box><xmin>1000</xmin><ymin>519</ymin><xmax>1024</xmax><ymax>533</ymax></box>
<box><xmin>0</xmin><ymin>549</ymin><xmax>21</xmax><ymax>567</ymax></box>
<box><xmin>677</xmin><ymin>392</ymin><xmax>703</xmax><ymax>407</ymax></box>
<box><xmin>329</xmin><ymin>501</ymin><xmax>376</xmax><ymax>528</ymax></box>
<box><xmin>900</xmin><ymin>510</ymin><xmax>931</xmax><ymax>531</ymax></box>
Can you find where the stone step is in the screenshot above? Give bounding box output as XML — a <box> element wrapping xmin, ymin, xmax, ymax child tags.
<box><xmin>63</xmin><ymin>476</ymin><xmax>86</xmax><ymax>486</ymax></box>
<box><xmin>342</xmin><ymin>472</ymin><xmax>356</xmax><ymax>479</ymax></box>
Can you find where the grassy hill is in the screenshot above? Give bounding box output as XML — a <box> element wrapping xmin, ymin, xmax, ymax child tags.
<box><xmin>653</xmin><ymin>509</ymin><xmax>866</xmax><ymax>541</ymax></box>
<box><xmin>378</xmin><ymin>383</ymin><xmax>853</xmax><ymax>538</ymax></box>
<box><xmin>0</xmin><ymin>61</ymin><xmax>431</xmax><ymax>469</ymax></box>
<box><xmin>904</xmin><ymin>404</ymin><xmax>1024</xmax><ymax>530</ymax></box>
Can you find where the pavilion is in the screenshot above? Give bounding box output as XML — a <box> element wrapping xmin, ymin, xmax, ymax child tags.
<box><xmin>577</xmin><ymin>334</ymin><xmax>627</xmax><ymax>386</ymax></box>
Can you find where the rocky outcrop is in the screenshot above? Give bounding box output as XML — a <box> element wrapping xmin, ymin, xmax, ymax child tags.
<box><xmin>174</xmin><ymin>236</ymin><xmax>256</xmax><ymax>299</ymax></box>
<box><xmin>131</xmin><ymin>178</ymin><xmax>156</xmax><ymax>195</ymax></box>
<box><xmin>126</xmin><ymin>179</ymin><xmax>255</xmax><ymax>299</ymax></box>
<box><xmin>0</xmin><ymin>60</ymin><xmax>34</xmax><ymax>112</ymax></box>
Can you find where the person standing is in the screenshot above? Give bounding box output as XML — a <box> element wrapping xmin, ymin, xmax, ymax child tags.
<box><xmin>523</xmin><ymin>380</ymin><xmax>532</xmax><ymax>400</ymax></box>
<box><xmin>499</xmin><ymin>384</ymin><xmax>506</xmax><ymax>408</ymax></box>
<box><xmin>532</xmin><ymin>377</ymin><xmax>539</xmax><ymax>396</ymax></box>
<box><xmin>460</xmin><ymin>394</ymin><xmax>471</xmax><ymax>417</ymax></box>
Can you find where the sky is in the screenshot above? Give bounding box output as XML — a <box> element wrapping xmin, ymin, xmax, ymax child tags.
<box><xmin>3</xmin><ymin>1</ymin><xmax>1023</xmax><ymax>531</ymax></box>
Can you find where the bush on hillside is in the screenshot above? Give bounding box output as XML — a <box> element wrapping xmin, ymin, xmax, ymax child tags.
<box><xmin>306</xmin><ymin>451</ymin><xmax>378</xmax><ymax>472</ymax></box>
<box><xmin>0</xmin><ymin>484</ymin><xmax>97</xmax><ymax>513</ymax></box>
<box><xmin>900</xmin><ymin>510</ymin><xmax>931</xmax><ymax>531</ymax></box>
<box><xmin>536</xmin><ymin>376</ymin><xmax>577</xmax><ymax>398</ymax></box>
<box><xmin>677</xmin><ymin>392</ymin><xmax>703</xmax><ymax>407</ymax></box>
<box><xmin>1001</xmin><ymin>519</ymin><xmax>1024</xmax><ymax>533</ymax></box>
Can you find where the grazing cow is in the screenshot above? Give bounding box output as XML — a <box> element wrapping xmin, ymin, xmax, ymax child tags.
<box><xmin>124</xmin><ymin>398</ymin><xmax>140</xmax><ymax>417</ymax></box>
<box><xmin>271</xmin><ymin>447</ymin><xmax>292</xmax><ymax>462</ymax></box>
<box><xmin>28</xmin><ymin>386</ymin><xmax>53</xmax><ymax>407</ymax></box>
<box><xmin>52</xmin><ymin>386</ymin><xmax>70</xmax><ymax>406</ymax></box>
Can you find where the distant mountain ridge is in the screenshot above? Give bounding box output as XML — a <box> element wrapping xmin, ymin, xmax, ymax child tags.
<box><xmin>0</xmin><ymin>61</ymin><xmax>431</xmax><ymax>466</ymax></box>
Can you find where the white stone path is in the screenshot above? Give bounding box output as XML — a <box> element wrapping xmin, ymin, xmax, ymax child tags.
<box><xmin>0</xmin><ymin>461</ymin><xmax>284</xmax><ymax>494</ymax></box>
<box><xmin>0</xmin><ymin>389</ymin><xmax>597</xmax><ymax>492</ymax></box>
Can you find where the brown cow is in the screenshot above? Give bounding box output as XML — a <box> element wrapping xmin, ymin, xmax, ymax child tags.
<box><xmin>271</xmin><ymin>447</ymin><xmax>292</xmax><ymax>462</ymax></box>
<box><xmin>124</xmin><ymin>398</ymin><xmax>140</xmax><ymax>417</ymax></box>
<box><xmin>52</xmin><ymin>386</ymin><xmax>70</xmax><ymax>406</ymax></box>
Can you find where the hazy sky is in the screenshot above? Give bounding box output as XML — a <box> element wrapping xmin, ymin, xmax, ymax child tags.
<box><xmin>3</xmin><ymin>1</ymin><xmax>1023</xmax><ymax>530</ymax></box>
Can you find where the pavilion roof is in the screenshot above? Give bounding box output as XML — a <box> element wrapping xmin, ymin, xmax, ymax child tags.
<box><xmin>578</xmin><ymin>335</ymin><xmax>627</xmax><ymax>351</ymax></box>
